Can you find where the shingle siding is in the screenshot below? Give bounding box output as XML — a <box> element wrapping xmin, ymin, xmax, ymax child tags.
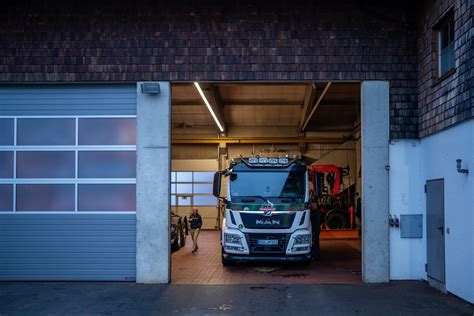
<box><xmin>2</xmin><ymin>0</ymin><xmax>465</xmax><ymax>139</ymax></box>
<box><xmin>417</xmin><ymin>0</ymin><xmax>473</xmax><ymax>137</ymax></box>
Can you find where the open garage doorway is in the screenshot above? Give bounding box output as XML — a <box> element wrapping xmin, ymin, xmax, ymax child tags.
<box><xmin>168</xmin><ymin>81</ymin><xmax>364</xmax><ymax>285</ymax></box>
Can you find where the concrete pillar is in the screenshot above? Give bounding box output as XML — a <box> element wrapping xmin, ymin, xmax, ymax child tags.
<box><xmin>361</xmin><ymin>81</ymin><xmax>390</xmax><ymax>283</ymax></box>
<box><xmin>136</xmin><ymin>82</ymin><xmax>171</xmax><ymax>283</ymax></box>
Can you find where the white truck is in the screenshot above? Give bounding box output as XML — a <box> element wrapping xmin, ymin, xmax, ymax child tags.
<box><xmin>213</xmin><ymin>157</ymin><xmax>314</xmax><ymax>266</ymax></box>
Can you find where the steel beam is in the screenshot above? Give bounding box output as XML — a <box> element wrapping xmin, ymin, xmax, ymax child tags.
<box><xmin>172</xmin><ymin>137</ymin><xmax>344</xmax><ymax>144</ymax></box>
<box><xmin>300</xmin><ymin>82</ymin><xmax>332</xmax><ymax>132</ymax></box>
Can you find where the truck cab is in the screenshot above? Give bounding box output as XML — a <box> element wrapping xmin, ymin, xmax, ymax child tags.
<box><xmin>213</xmin><ymin>157</ymin><xmax>312</xmax><ymax>265</ymax></box>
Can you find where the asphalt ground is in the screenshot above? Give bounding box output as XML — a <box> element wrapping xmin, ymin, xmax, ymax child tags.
<box><xmin>1</xmin><ymin>281</ymin><xmax>473</xmax><ymax>315</ymax></box>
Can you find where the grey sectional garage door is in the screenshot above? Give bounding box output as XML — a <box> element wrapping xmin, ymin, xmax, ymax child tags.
<box><xmin>0</xmin><ymin>85</ymin><xmax>137</xmax><ymax>281</ymax></box>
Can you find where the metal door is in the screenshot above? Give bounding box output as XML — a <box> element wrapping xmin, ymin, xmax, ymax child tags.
<box><xmin>426</xmin><ymin>179</ymin><xmax>446</xmax><ymax>291</ymax></box>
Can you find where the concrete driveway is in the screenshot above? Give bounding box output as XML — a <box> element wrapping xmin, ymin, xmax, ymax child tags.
<box><xmin>1</xmin><ymin>281</ymin><xmax>473</xmax><ymax>315</ymax></box>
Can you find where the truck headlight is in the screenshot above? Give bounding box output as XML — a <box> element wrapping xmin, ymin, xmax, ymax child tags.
<box><xmin>225</xmin><ymin>233</ymin><xmax>242</xmax><ymax>245</ymax></box>
<box><xmin>294</xmin><ymin>234</ymin><xmax>311</xmax><ymax>245</ymax></box>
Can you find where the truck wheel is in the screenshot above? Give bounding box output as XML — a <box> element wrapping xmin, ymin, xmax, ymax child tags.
<box><xmin>221</xmin><ymin>247</ymin><xmax>234</xmax><ymax>266</ymax></box>
<box><xmin>172</xmin><ymin>233</ymin><xmax>180</xmax><ymax>251</ymax></box>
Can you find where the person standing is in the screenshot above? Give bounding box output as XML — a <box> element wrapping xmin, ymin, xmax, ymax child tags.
<box><xmin>189</xmin><ymin>208</ymin><xmax>202</xmax><ymax>253</ymax></box>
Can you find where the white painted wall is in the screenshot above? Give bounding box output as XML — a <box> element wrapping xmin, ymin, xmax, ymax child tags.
<box><xmin>389</xmin><ymin>140</ymin><xmax>425</xmax><ymax>280</ymax></box>
<box><xmin>389</xmin><ymin>119</ymin><xmax>473</xmax><ymax>303</ymax></box>
<box><xmin>420</xmin><ymin>120</ymin><xmax>473</xmax><ymax>303</ymax></box>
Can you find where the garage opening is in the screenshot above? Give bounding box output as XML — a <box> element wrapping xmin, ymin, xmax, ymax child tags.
<box><xmin>169</xmin><ymin>82</ymin><xmax>362</xmax><ymax>284</ymax></box>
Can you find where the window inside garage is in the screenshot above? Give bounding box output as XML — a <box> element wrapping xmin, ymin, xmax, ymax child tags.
<box><xmin>0</xmin><ymin>116</ymin><xmax>137</xmax><ymax>212</ymax></box>
<box><xmin>171</xmin><ymin>171</ymin><xmax>217</xmax><ymax>207</ymax></box>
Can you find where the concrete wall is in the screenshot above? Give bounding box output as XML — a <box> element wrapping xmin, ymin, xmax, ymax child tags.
<box><xmin>361</xmin><ymin>81</ymin><xmax>390</xmax><ymax>283</ymax></box>
<box><xmin>136</xmin><ymin>81</ymin><xmax>171</xmax><ymax>283</ymax></box>
<box><xmin>389</xmin><ymin>119</ymin><xmax>473</xmax><ymax>303</ymax></box>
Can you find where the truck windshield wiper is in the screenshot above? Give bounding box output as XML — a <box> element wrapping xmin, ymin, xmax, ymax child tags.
<box><xmin>276</xmin><ymin>196</ymin><xmax>302</xmax><ymax>203</ymax></box>
<box><xmin>239</xmin><ymin>196</ymin><xmax>271</xmax><ymax>204</ymax></box>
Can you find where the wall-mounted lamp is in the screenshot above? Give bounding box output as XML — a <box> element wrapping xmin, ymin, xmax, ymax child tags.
<box><xmin>456</xmin><ymin>159</ymin><xmax>469</xmax><ymax>174</ymax></box>
<box><xmin>141</xmin><ymin>82</ymin><xmax>161</xmax><ymax>94</ymax></box>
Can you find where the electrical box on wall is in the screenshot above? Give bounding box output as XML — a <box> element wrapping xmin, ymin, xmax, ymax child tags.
<box><xmin>400</xmin><ymin>214</ymin><xmax>423</xmax><ymax>238</ymax></box>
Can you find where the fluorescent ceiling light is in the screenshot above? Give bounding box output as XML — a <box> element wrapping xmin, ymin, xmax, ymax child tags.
<box><xmin>194</xmin><ymin>82</ymin><xmax>224</xmax><ymax>132</ymax></box>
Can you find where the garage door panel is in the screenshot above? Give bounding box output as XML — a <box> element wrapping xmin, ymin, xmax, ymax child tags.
<box><xmin>0</xmin><ymin>213</ymin><xmax>136</xmax><ymax>281</ymax></box>
<box><xmin>0</xmin><ymin>85</ymin><xmax>136</xmax><ymax>115</ymax></box>
<box><xmin>0</xmin><ymin>224</ymin><xmax>135</xmax><ymax>232</ymax></box>
<box><xmin>0</xmin><ymin>84</ymin><xmax>137</xmax><ymax>281</ymax></box>
<box><xmin>2</xmin><ymin>252</ymin><xmax>136</xmax><ymax>260</ymax></box>
<box><xmin>0</xmin><ymin>236</ymin><xmax>136</xmax><ymax>243</ymax></box>
<box><xmin>0</xmin><ymin>274</ymin><xmax>136</xmax><ymax>282</ymax></box>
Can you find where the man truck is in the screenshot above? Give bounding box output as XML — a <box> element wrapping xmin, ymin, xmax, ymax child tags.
<box><xmin>213</xmin><ymin>157</ymin><xmax>317</xmax><ymax>266</ymax></box>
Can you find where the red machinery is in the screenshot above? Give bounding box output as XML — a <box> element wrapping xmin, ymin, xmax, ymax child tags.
<box><xmin>308</xmin><ymin>164</ymin><xmax>355</xmax><ymax>229</ymax></box>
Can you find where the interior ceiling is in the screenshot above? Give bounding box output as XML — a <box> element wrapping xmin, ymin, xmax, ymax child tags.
<box><xmin>171</xmin><ymin>82</ymin><xmax>360</xmax><ymax>133</ymax></box>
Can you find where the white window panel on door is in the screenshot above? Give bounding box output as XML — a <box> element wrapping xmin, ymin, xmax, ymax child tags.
<box><xmin>78</xmin><ymin>151</ymin><xmax>136</xmax><ymax>178</ymax></box>
<box><xmin>193</xmin><ymin>195</ymin><xmax>217</xmax><ymax>206</ymax></box>
<box><xmin>176</xmin><ymin>172</ymin><xmax>192</xmax><ymax>182</ymax></box>
<box><xmin>0</xmin><ymin>184</ymin><xmax>13</xmax><ymax>211</ymax></box>
<box><xmin>171</xmin><ymin>172</ymin><xmax>176</xmax><ymax>182</ymax></box>
<box><xmin>78</xmin><ymin>184</ymin><xmax>136</xmax><ymax>212</ymax></box>
<box><xmin>17</xmin><ymin>151</ymin><xmax>75</xmax><ymax>178</ymax></box>
<box><xmin>0</xmin><ymin>118</ymin><xmax>14</xmax><ymax>145</ymax></box>
<box><xmin>193</xmin><ymin>183</ymin><xmax>213</xmax><ymax>194</ymax></box>
<box><xmin>178</xmin><ymin>196</ymin><xmax>191</xmax><ymax>206</ymax></box>
<box><xmin>16</xmin><ymin>184</ymin><xmax>75</xmax><ymax>212</ymax></box>
<box><xmin>0</xmin><ymin>115</ymin><xmax>137</xmax><ymax>213</ymax></box>
<box><xmin>176</xmin><ymin>183</ymin><xmax>193</xmax><ymax>194</ymax></box>
<box><xmin>0</xmin><ymin>151</ymin><xmax>14</xmax><ymax>178</ymax></box>
<box><xmin>78</xmin><ymin>118</ymin><xmax>136</xmax><ymax>145</ymax></box>
<box><xmin>193</xmin><ymin>172</ymin><xmax>214</xmax><ymax>182</ymax></box>
<box><xmin>17</xmin><ymin>118</ymin><xmax>76</xmax><ymax>145</ymax></box>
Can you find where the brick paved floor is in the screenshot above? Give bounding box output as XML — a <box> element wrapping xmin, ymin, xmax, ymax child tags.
<box><xmin>171</xmin><ymin>230</ymin><xmax>361</xmax><ymax>284</ymax></box>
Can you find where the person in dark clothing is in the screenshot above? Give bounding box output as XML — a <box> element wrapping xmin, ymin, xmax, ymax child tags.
<box><xmin>189</xmin><ymin>208</ymin><xmax>203</xmax><ymax>253</ymax></box>
<box><xmin>310</xmin><ymin>209</ymin><xmax>321</xmax><ymax>260</ymax></box>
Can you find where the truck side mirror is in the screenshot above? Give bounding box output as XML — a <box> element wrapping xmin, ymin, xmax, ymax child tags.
<box><xmin>213</xmin><ymin>172</ymin><xmax>222</xmax><ymax>197</ymax></box>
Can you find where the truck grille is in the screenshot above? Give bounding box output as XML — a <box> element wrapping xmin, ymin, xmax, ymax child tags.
<box><xmin>240</xmin><ymin>213</ymin><xmax>295</xmax><ymax>229</ymax></box>
<box><xmin>245</xmin><ymin>233</ymin><xmax>290</xmax><ymax>255</ymax></box>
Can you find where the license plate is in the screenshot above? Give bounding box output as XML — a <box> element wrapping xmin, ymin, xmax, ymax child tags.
<box><xmin>257</xmin><ymin>239</ymin><xmax>278</xmax><ymax>246</ymax></box>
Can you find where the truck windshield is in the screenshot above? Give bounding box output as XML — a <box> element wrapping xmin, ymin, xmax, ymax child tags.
<box><xmin>229</xmin><ymin>166</ymin><xmax>306</xmax><ymax>203</ymax></box>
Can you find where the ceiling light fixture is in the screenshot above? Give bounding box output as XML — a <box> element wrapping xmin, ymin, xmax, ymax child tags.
<box><xmin>194</xmin><ymin>82</ymin><xmax>224</xmax><ymax>132</ymax></box>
